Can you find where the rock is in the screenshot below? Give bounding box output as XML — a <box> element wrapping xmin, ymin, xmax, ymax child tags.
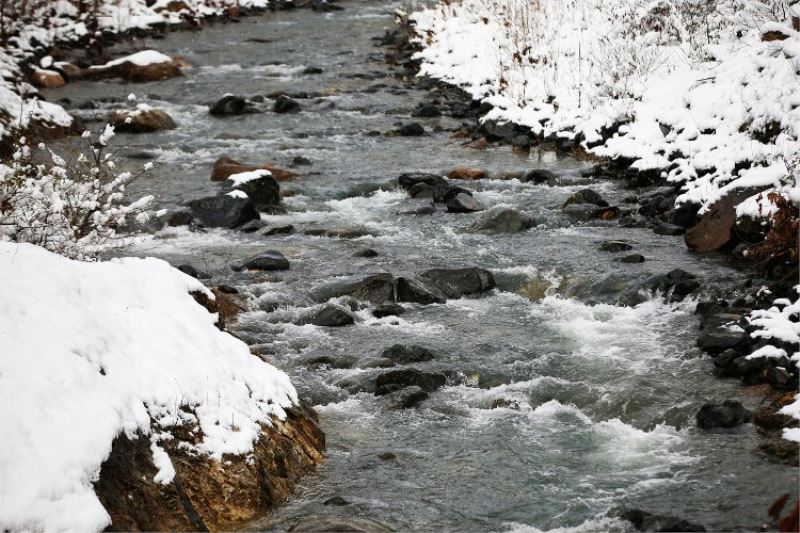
<box><xmin>490</xmin><ymin>399</ymin><xmax>520</xmax><ymax>410</ymax></box>
<box><xmin>447</xmin><ymin>166</ymin><xmax>487</xmax><ymax>180</ymax></box>
<box><xmin>357</xmin><ymin>357</ymin><xmax>396</xmax><ymax>369</ymax></box>
<box><xmin>397</xmin><ymin>122</ymin><xmax>425</xmax><ymax>136</ymax></box>
<box><xmin>599</xmin><ymin>240</ymin><xmax>633</xmax><ymax>253</ymax></box>
<box><xmin>353</xmin><ymin>248</ymin><xmax>379</xmax><ymax>258</ymax></box>
<box><xmin>522</xmin><ymin>169</ymin><xmax>558</xmax><ymax>184</ymax></box>
<box><xmin>188</xmin><ymin>195</ymin><xmax>259</xmax><ymax>228</ymax></box>
<box><xmin>696</xmin><ymin>400</ymin><xmax>752</xmax><ymax>429</ymax></box>
<box><xmin>620</xmin><ymin>269</ymin><xmax>700</xmax><ymax>306</ymax></box>
<box><xmin>108</xmin><ymin>108</ymin><xmax>176</xmax><ymax>133</ymax></box>
<box><xmin>390</xmin><ymin>386</ymin><xmax>428</xmax><ymax>409</ymax></box>
<box><xmin>685</xmin><ymin>190</ymin><xmax>757</xmax><ymax>252</ymax></box>
<box><xmin>292</xmin><ymin>155</ymin><xmax>312</xmax><ymax>166</ymax></box>
<box><xmin>305</xmin><ymin>226</ymin><xmax>375</xmax><ymax>239</ymax></box>
<box><xmin>418</xmin><ymin>267</ymin><xmax>496</xmax><ymax>298</ymax></box>
<box><xmin>322</xmin><ymin>496</ymin><xmax>349</xmax><ymax>506</ymax></box>
<box><xmin>477</xmin><ymin>119</ymin><xmax>522</xmax><ymax>142</ymax></box>
<box><xmin>31</xmin><ymin>68</ymin><xmax>65</xmax><ymax>88</ymax></box>
<box><xmin>412</xmin><ymin>103</ymin><xmax>441</xmax><ymax>117</ymax></box>
<box><xmin>375</xmin><ymin>369</ymin><xmax>447</xmax><ymax>394</ymax></box>
<box><xmin>166</xmin><ymin>210</ymin><xmax>193</xmax><ymax>227</ymax></box>
<box><xmin>377</xmin><ymin>452</ymin><xmax>396</xmax><ymax>461</ymax></box>
<box><xmin>470</xmin><ymin>208</ymin><xmax>533</xmax><ymax>233</ymax></box>
<box><xmin>766</xmin><ymin>367</ymin><xmax>798</xmax><ymax>391</ymax></box>
<box><xmin>223</xmin><ymin>170</ymin><xmax>281</xmax><ymax>211</ymax></box>
<box><xmin>616</xmin><ymin>508</ymin><xmax>707</xmax><ymax>532</ymax></box>
<box><xmin>395</xmin><ymin>277</ymin><xmax>447</xmax><ymax>305</ymax></box>
<box><xmin>209</xmin><ymin>95</ymin><xmax>254</xmax><ymax>116</ymax></box>
<box><xmin>562</xmin><ymin>204</ymin><xmax>603</xmax><ymax>221</ymax></box>
<box><xmin>83</xmin><ymin>52</ymin><xmax>183</xmax><ymax>83</ymax></box>
<box><xmin>317</xmin><ymin>273</ymin><xmax>395</xmax><ymax>305</ymax></box>
<box><xmin>303</xmin><ymin>356</ymin><xmax>355</xmax><ymax>370</ymax></box>
<box><xmin>177</xmin><ymin>264</ymin><xmax>208</xmax><ymax>279</ymax></box>
<box><xmin>96</xmin><ymin>405</ymin><xmax>324</xmax><ymax>531</ymax></box>
<box><xmin>447</xmin><ymin>193</ymin><xmax>483</xmax><ymax>213</ymax></box>
<box><xmin>653</xmin><ymin>223</ymin><xmax>686</xmax><ymax>236</ymax></box>
<box><xmin>305</xmin><ymin>304</ymin><xmax>356</xmax><ymax>327</ymax></box>
<box><xmin>511</xmin><ymin>135</ymin><xmax>531</xmax><ymax>150</ymax></box>
<box><xmin>372</xmin><ymin>303</ymin><xmax>405</xmax><ymax>318</ymax></box>
<box><xmin>212</xmin><ymin>155</ymin><xmax>298</xmax><ymax>182</ymax></box>
<box><xmin>288</xmin><ymin>516</ymin><xmax>392</xmax><ymax>533</ymax></box>
<box><xmin>256</xmin><ymin>224</ymin><xmax>295</xmax><ymax>236</ymax></box>
<box><xmin>302</xmin><ymin>66</ymin><xmax>324</xmax><ymax>74</ymax></box>
<box><xmin>670</xmin><ymin>201</ymin><xmax>700</xmax><ymax>228</ymax></box>
<box><xmin>733</xmin><ymin>355</ymin><xmax>768</xmax><ymax>385</ymax></box>
<box><xmin>697</xmin><ymin>327</ymin><xmax>750</xmax><ymax>354</ymax></box>
<box><xmin>563</xmin><ymin>189</ymin><xmax>609</xmax><ymax>208</ymax></box>
<box><xmin>274</xmin><ymin>95</ymin><xmax>301</xmax><ymax>113</ymax></box>
<box><xmin>232</xmin><ymin>250</ymin><xmax>290</xmax><ymax>271</ymax></box>
<box><xmin>381</xmin><ymin>344</ymin><xmax>438</xmax><ymax>364</ymax></box>
<box><xmin>618</xmin><ymin>254</ymin><xmax>646</xmax><ymax>263</ymax></box>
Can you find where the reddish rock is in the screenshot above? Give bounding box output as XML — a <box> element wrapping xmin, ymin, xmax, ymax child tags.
<box><xmin>153</xmin><ymin>0</ymin><xmax>190</xmax><ymax>12</ymax></box>
<box><xmin>464</xmin><ymin>137</ymin><xmax>489</xmax><ymax>150</ymax></box>
<box><xmin>82</xmin><ymin>55</ymin><xmax>184</xmax><ymax>83</ymax></box>
<box><xmin>447</xmin><ymin>166</ymin><xmax>487</xmax><ymax>180</ymax></box>
<box><xmin>685</xmin><ymin>190</ymin><xmax>759</xmax><ymax>252</ymax></box>
<box><xmin>211</xmin><ymin>155</ymin><xmax>298</xmax><ymax>182</ymax></box>
<box><xmin>762</xmin><ymin>30</ymin><xmax>789</xmax><ymax>41</ymax></box>
<box><xmin>108</xmin><ymin>108</ymin><xmax>176</xmax><ymax>133</ymax></box>
<box><xmin>31</xmin><ymin>69</ymin><xmax>65</xmax><ymax>89</ymax></box>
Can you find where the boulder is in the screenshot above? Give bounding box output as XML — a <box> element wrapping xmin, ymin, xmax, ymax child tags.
<box><xmin>599</xmin><ymin>240</ymin><xmax>633</xmax><ymax>253</ymax></box>
<box><xmin>212</xmin><ymin>155</ymin><xmax>298</xmax><ymax>182</ymax></box>
<box><xmin>273</xmin><ymin>95</ymin><xmax>300</xmax><ymax>113</ymax></box>
<box><xmin>316</xmin><ymin>273</ymin><xmax>395</xmax><ymax>305</ymax></box>
<box><xmin>412</xmin><ymin>103</ymin><xmax>441</xmax><ymax>117</ymax></box>
<box><xmin>177</xmin><ymin>264</ymin><xmax>209</xmax><ymax>279</ymax></box>
<box><xmin>381</xmin><ymin>344</ymin><xmax>438</xmax><ymax>364</ymax></box>
<box><xmin>375</xmin><ymin>369</ymin><xmax>447</xmax><ymax>394</ymax></box>
<box><xmin>31</xmin><ymin>68</ymin><xmax>65</xmax><ymax>88</ymax></box>
<box><xmin>696</xmin><ymin>400</ymin><xmax>752</xmax><ymax>429</ymax></box>
<box><xmin>209</xmin><ymin>95</ymin><xmax>253</xmax><ymax>116</ymax></box>
<box><xmin>232</xmin><ymin>250</ymin><xmax>290</xmax><ymax>272</ymax></box>
<box><xmin>563</xmin><ymin>189</ymin><xmax>609</xmax><ymax>208</ymax></box>
<box><xmin>395</xmin><ymin>277</ymin><xmax>447</xmax><ymax>305</ymax></box>
<box><xmin>390</xmin><ymin>386</ymin><xmax>428</xmax><ymax>409</ymax></box>
<box><xmin>188</xmin><ymin>195</ymin><xmax>259</xmax><ymax>228</ymax></box>
<box><xmin>108</xmin><ymin>108</ymin><xmax>176</xmax><ymax>133</ymax></box>
<box><xmin>685</xmin><ymin>190</ymin><xmax>756</xmax><ymax>252</ymax></box>
<box><xmin>83</xmin><ymin>51</ymin><xmax>183</xmax><ymax>82</ymax></box>
<box><xmin>418</xmin><ymin>267</ymin><xmax>496</xmax><ymax>298</ymax></box>
<box><xmin>670</xmin><ymin>201</ymin><xmax>700</xmax><ymax>228</ymax></box>
<box><xmin>353</xmin><ymin>247</ymin><xmax>379</xmax><ymax>258</ymax></box>
<box><xmin>397</xmin><ymin>122</ymin><xmax>425</xmax><ymax>136</ymax></box>
<box><xmin>372</xmin><ymin>303</ymin><xmax>405</xmax><ymax>318</ymax></box>
<box><xmin>447</xmin><ymin>166</ymin><xmax>487</xmax><ymax>180</ymax></box>
<box><xmin>470</xmin><ymin>207</ymin><xmax>534</xmax><ymax>234</ymax></box>
<box><xmin>447</xmin><ymin>193</ymin><xmax>483</xmax><ymax>213</ymax></box>
<box><xmin>305</xmin><ymin>304</ymin><xmax>356</xmax><ymax>327</ymax></box>
<box><xmin>223</xmin><ymin>169</ymin><xmax>281</xmax><ymax>211</ymax></box>
<box><xmin>521</xmin><ymin>169</ymin><xmax>558</xmax><ymax>184</ymax></box>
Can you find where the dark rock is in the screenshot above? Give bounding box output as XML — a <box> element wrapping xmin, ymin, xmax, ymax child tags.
<box><xmin>670</xmin><ymin>201</ymin><xmax>700</xmax><ymax>228</ymax></box>
<box><xmin>618</xmin><ymin>254</ymin><xmax>646</xmax><ymax>263</ymax></box>
<box><xmin>288</xmin><ymin>517</ymin><xmax>392</xmax><ymax>533</ymax></box>
<box><xmin>447</xmin><ymin>193</ymin><xmax>483</xmax><ymax>213</ymax></box>
<box><xmin>412</xmin><ymin>103</ymin><xmax>441</xmax><ymax>117</ymax></box>
<box><xmin>397</xmin><ymin>122</ymin><xmax>425</xmax><ymax>136</ymax></box>
<box><xmin>563</xmin><ymin>189</ymin><xmax>609</xmax><ymax>208</ymax></box>
<box><xmin>217</xmin><ymin>285</ymin><xmax>238</xmax><ymax>294</ymax></box>
<box><xmin>620</xmin><ymin>269</ymin><xmax>700</xmax><ymax>306</ymax></box>
<box><xmin>238</xmin><ymin>219</ymin><xmax>267</xmax><ymax>233</ymax></box>
<box><xmin>209</xmin><ymin>95</ymin><xmax>252</xmax><ymax>116</ymax></box>
<box><xmin>305</xmin><ymin>304</ymin><xmax>356</xmax><ymax>327</ymax></box>
<box><xmin>372</xmin><ymin>303</ymin><xmax>405</xmax><ymax>318</ymax></box>
<box><xmin>418</xmin><ymin>267</ymin><xmax>496</xmax><ymax>298</ymax></box>
<box><xmin>653</xmin><ymin>223</ymin><xmax>686</xmax><ymax>236</ymax></box>
<box><xmin>562</xmin><ymin>204</ymin><xmax>603</xmax><ymax>221</ymax></box>
<box><xmin>317</xmin><ymin>273</ymin><xmax>395</xmax><ymax>305</ymax></box>
<box><xmin>390</xmin><ymin>386</ymin><xmax>428</xmax><ymax>409</ymax></box>
<box><xmin>522</xmin><ymin>169</ymin><xmax>558</xmax><ymax>184</ymax></box>
<box><xmin>322</xmin><ymin>496</ymin><xmax>349</xmax><ymax>506</ymax></box>
<box><xmin>177</xmin><ymin>264</ymin><xmax>208</xmax><ymax>279</ymax></box>
<box><xmin>256</xmin><ymin>224</ymin><xmax>295</xmax><ymax>236</ymax></box>
<box><xmin>223</xmin><ymin>170</ymin><xmax>281</xmax><ymax>212</ymax></box>
<box><xmin>733</xmin><ymin>355</ymin><xmax>768</xmax><ymax>384</ymax></box>
<box><xmin>353</xmin><ymin>247</ymin><xmax>379</xmax><ymax>258</ymax></box>
<box><xmin>232</xmin><ymin>250</ymin><xmax>290</xmax><ymax>271</ymax></box>
<box><xmin>357</xmin><ymin>357</ymin><xmax>396</xmax><ymax>369</ymax></box>
<box><xmin>696</xmin><ymin>400</ymin><xmax>752</xmax><ymax>429</ymax></box>
<box><xmin>711</xmin><ymin>349</ymin><xmax>741</xmax><ymax>377</ymax></box>
<box><xmin>303</xmin><ymin>356</ymin><xmax>355</xmax><ymax>370</ymax></box>
<box><xmin>470</xmin><ymin>208</ymin><xmax>533</xmax><ymax>233</ymax></box>
<box><xmin>381</xmin><ymin>344</ymin><xmax>438</xmax><ymax>364</ymax></box>
<box><xmin>599</xmin><ymin>240</ymin><xmax>633</xmax><ymax>252</ymax></box>
<box><xmin>167</xmin><ymin>210</ymin><xmax>193</xmax><ymax>227</ymax></box>
<box><xmin>188</xmin><ymin>195</ymin><xmax>259</xmax><ymax>229</ymax></box>
<box><xmin>273</xmin><ymin>95</ymin><xmax>301</xmax><ymax>113</ymax></box>
<box><xmin>697</xmin><ymin>327</ymin><xmax>750</xmax><ymax>354</ymax></box>
<box><xmin>766</xmin><ymin>367</ymin><xmax>798</xmax><ymax>390</ymax></box>
<box><xmin>477</xmin><ymin>119</ymin><xmax>522</xmax><ymax>142</ymax></box>
<box><xmin>375</xmin><ymin>369</ymin><xmax>447</xmax><ymax>394</ymax></box>
<box><xmin>395</xmin><ymin>277</ymin><xmax>447</xmax><ymax>305</ymax></box>
<box><xmin>292</xmin><ymin>155</ymin><xmax>312</xmax><ymax>166</ymax></box>
<box><xmin>511</xmin><ymin>135</ymin><xmax>531</xmax><ymax>150</ymax></box>
<box><xmin>616</xmin><ymin>508</ymin><xmax>707</xmax><ymax>532</ymax></box>
<box><xmin>302</xmin><ymin>66</ymin><xmax>324</xmax><ymax>75</ymax></box>
<box><xmin>378</xmin><ymin>452</ymin><xmax>396</xmax><ymax>461</ymax></box>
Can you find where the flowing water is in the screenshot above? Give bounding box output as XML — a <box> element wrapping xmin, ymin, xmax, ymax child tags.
<box><xmin>46</xmin><ymin>1</ymin><xmax>797</xmax><ymax>531</ymax></box>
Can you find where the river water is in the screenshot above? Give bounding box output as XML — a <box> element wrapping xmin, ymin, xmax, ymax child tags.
<box><xmin>45</xmin><ymin>1</ymin><xmax>797</xmax><ymax>531</ymax></box>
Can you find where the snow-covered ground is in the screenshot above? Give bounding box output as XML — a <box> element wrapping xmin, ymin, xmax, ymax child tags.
<box><xmin>409</xmin><ymin>0</ymin><xmax>800</xmax><ymax>214</ymax></box>
<box><xmin>0</xmin><ymin>242</ymin><xmax>297</xmax><ymax>532</ymax></box>
<box><xmin>0</xmin><ymin>0</ymin><xmax>270</xmax><ymax>140</ymax></box>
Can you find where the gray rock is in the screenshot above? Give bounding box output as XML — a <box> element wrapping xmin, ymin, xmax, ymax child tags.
<box><xmin>375</xmin><ymin>368</ymin><xmax>447</xmax><ymax>394</ymax></box>
<box><xmin>563</xmin><ymin>189</ymin><xmax>609</xmax><ymax>208</ymax></box>
<box><xmin>316</xmin><ymin>273</ymin><xmax>395</xmax><ymax>305</ymax></box>
<box><xmin>232</xmin><ymin>250</ymin><xmax>290</xmax><ymax>271</ymax></box>
<box><xmin>390</xmin><ymin>386</ymin><xmax>428</xmax><ymax>409</ymax></box>
<box><xmin>381</xmin><ymin>344</ymin><xmax>438</xmax><ymax>363</ymax></box>
<box><xmin>599</xmin><ymin>240</ymin><xmax>633</xmax><ymax>252</ymax></box>
<box><xmin>470</xmin><ymin>207</ymin><xmax>534</xmax><ymax>233</ymax></box>
<box><xmin>305</xmin><ymin>304</ymin><xmax>356</xmax><ymax>327</ymax></box>
<box><xmin>418</xmin><ymin>267</ymin><xmax>496</xmax><ymax>298</ymax></box>
<box><xmin>696</xmin><ymin>400</ymin><xmax>751</xmax><ymax>429</ymax></box>
<box><xmin>447</xmin><ymin>193</ymin><xmax>483</xmax><ymax>213</ymax></box>
<box><xmin>188</xmin><ymin>195</ymin><xmax>259</xmax><ymax>229</ymax></box>
<box><xmin>396</xmin><ymin>277</ymin><xmax>447</xmax><ymax>305</ymax></box>
<box><xmin>273</xmin><ymin>94</ymin><xmax>300</xmax><ymax>113</ymax></box>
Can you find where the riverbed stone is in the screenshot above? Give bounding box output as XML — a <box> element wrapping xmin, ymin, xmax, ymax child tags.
<box><xmin>418</xmin><ymin>267</ymin><xmax>496</xmax><ymax>298</ymax></box>
<box><xmin>522</xmin><ymin>169</ymin><xmax>558</xmax><ymax>184</ymax></box>
<box><xmin>288</xmin><ymin>516</ymin><xmax>392</xmax><ymax>533</ymax></box>
<box><xmin>395</xmin><ymin>277</ymin><xmax>447</xmax><ymax>304</ymax></box>
<box><xmin>619</xmin><ymin>269</ymin><xmax>700</xmax><ymax>306</ymax></box>
<box><xmin>653</xmin><ymin>222</ymin><xmax>686</xmax><ymax>236</ymax></box>
<box><xmin>696</xmin><ymin>400</ymin><xmax>752</xmax><ymax>429</ymax></box>
<box><xmin>381</xmin><ymin>344</ymin><xmax>438</xmax><ymax>364</ymax></box>
<box><xmin>390</xmin><ymin>386</ymin><xmax>429</xmax><ymax>409</ymax></box>
<box><xmin>232</xmin><ymin>250</ymin><xmax>290</xmax><ymax>272</ymax></box>
<box><xmin>618</xmin><ymin>254</ymin><xmax>646</xmax><ymax>263</ymax></box>
<box><xmin>305</xmin><ymin>304</ymin><xmax>356</xmax><ymax>327</ymax></box>
<box><xmin>412</xmin><ymin>102</ymin><xmax>441</xmax><ymax>117</ymax></box>
<box><xmin>317</xmin><ymin>273</ymin><xmax>395</xmax><ymax>304</ymax></box>
<box><xmin>470</xmin><ymin>207</ymin><xmax>534</xmax><ymax>234</ymax></box>
<box><xmin>212</xmin><ymin>155</ymin><xmax>299</xmax><ymax>182</ymax></box>
<box><xmin>685</xmin><ymin>190</ymin><xmax>757</xmax><ymax>252</ymax></box>
<box><xmin>563</xmin><ymin>188</ymin><xmax>609</xmax><ymax>208</ymax></box>
<box><xmin>375</xmin><ymin>368</ymin><xmax>447</xmax><ymax>394</ymax></box>
<box><xmin>372</xmin><ymin>303</ymin><xmax>405</xmax><ymax>318</ymax></box>
<box><xmin>108</xmin><ymin>108</ymin><xmax>176</xmax><ymax>133</ymax></box>
<box><xmin>448</xmin><ymin>166</ymin><xmax>487</xmax><ymax>180</ymax></box>
<box><xmin>447</xmin><ymin>193</ymin><xmax>483</xmax><ymax>213</ymax></box>
<box><xmin>187</xmin><ymin>194</ymin><xmax>259</xmax><ymax>229</ymax></box>
<box><xmin>397</xmin><ymin>122</ymin><xmax>425</xmax><ymax>136</ymax></box>
<box><xmin>599</xmin><ymin>240</ymin><xmax>633</xmax><ymax>252</ymax></box>
<box><xmin>209</xmin><ymin>94</ymin><xmax>253</xmax><ymax>115</ymax></box>
<box><xmin>223</xmin><ymin>171</ymin><xmax>281</xmax><ymax>211</ymax></box>
<box><xmin>616</xmin><ymin>508</ymin><xmax>707</xmax><ymax>532</ymax></box>
<box><xmin>274</xmin><ymin>94</ymin><xmax>301</xmax><ymax>113</ymax></box>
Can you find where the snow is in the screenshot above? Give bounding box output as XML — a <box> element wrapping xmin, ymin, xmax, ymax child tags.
<box><xmin>410</xmin><ymin>0</ymin><xmax>800</xmax><ymax>214</ymax></box>
<box><xmin>0</xmin><ymin>242</ymin><xmax>298</xmax><ymax>532</ymax></box>
<box><xmin>91</xmin><ymin>50</ymin><xmax>173</xmax><ymax>69</ymax></box>
<box><xmin>228</xmin><ymin>169</ymin><xmax>273</xmax><ymax>186</ymax></box>
<box><xmin>746</xmin><ymin>285</ymin><xmax>800</xmax><ymax>443</ymax></box>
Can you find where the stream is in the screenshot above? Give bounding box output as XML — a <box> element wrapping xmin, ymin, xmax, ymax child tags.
<box><xmin>44</xmin><ymin>1</ymin><xmax>797</xmax><ymax>531</ymax></box>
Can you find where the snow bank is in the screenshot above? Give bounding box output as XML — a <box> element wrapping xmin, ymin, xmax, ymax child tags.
<box><xmin>0</xmin><ymin>242</ymin><xmax>297</xmax><ymax>532</ymax></box>
<box><xmin>93</xmin><ymin>50</ymin><xmax>174</xmax><ymax>68</ymax></box>
<box><xmin>410</xmin><ymin>0</ymin><xmax>800</xmax><ymax>213</ymax></box>
<box><xmin>746</xmin><ymin>285</ymin><xmax>800</xmax><ymax>443</ymax></box>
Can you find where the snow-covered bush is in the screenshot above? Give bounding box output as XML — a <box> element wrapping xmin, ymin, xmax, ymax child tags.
<box><xmin>0</xmin><ymin>125</ymin><xmax>154</xmax><ymax>260</ymax></box>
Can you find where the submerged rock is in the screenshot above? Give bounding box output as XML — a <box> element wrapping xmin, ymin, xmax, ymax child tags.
<box><xmin>696</xmin><ymin>400</ymin><xmax>752</xmax><ymax>429</ymax></box>
<box><xmin>372</xmin><ymin>303</ymin><xmax>405</xmax><ymax>318</ymax></box>
<box><xmin>316</xmin><ymin>273</ymin><xmax>395</xmax><ymax>305</ymax></box>
<box><xmin>209</xmin><ymin>94</ymin><xmax>255</xmax><ymax>115</ymax></box>
<box><xmin>620</xmin><ymin>269</ymin><xmax>700</xmax><ymax>306</ymax></box>
<box><xmin>618</xmin><ymin>254</ymin><xmax>646</xmax><ymax>263</ymax></box>
<box><xmin>396</xmin><ymin>122</ymin><xmax>425</xmax><ymax>136</ymax></box>
<box><xmin>470</xmin><ymin>208</ymin><xmax>534</xmax><ymax>234</ymax></box>
<box><xmin>615</xmin><ymin>508</ymin><xmax>707</xmax><ymax>532</ymax></box>
<box><xmin>521</xmin><ymin>169</ymin><xmax>558</xmax><ymax>184</ymax></box>
<box><xmin>395</xmin><ymin>277</ymin><xmax>447</xmax><ymax>305</ymax></box>
<box><xmin>375</xmin><ymin>369</ymin><xmax>447</xmax><ymax>394</ymax></box>
<box><xmin>447</xmin><ymin>193</ymin><xmax>483</xmax><ymax>213</ymax></box>
<box><xmin>232</xmin><ymin>250</ymin><xmax>290</xmax><ymax>272</ymax></box>
<box><xmin>273</xmin><ymin>94</ymin><xmax>301</xmax><ymax>113</ymax></box>
<box><xmin>381</xmin><ymin>344</ymin><xmax>438</xmax><ymax>364</ymax></box>
<box><xmin>389</xmin><ymin>386</ymin><xmax>428</xmax><ymax>409</ymax></box>
<box><xmin>599</xmin><ymin>240</ymin><xmax>633</xmax><ymax>253</ymax></box>
<box><xmin>418</xmin><ymin>267</ymin><xmax>496</xmax><ymax>298</ymax></box>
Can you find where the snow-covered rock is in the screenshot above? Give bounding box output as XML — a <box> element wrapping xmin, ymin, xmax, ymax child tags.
<box><xmin>0</xmin><ymin>242</ymin><xmax>306</xmax><ymax>532</ymax></box>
